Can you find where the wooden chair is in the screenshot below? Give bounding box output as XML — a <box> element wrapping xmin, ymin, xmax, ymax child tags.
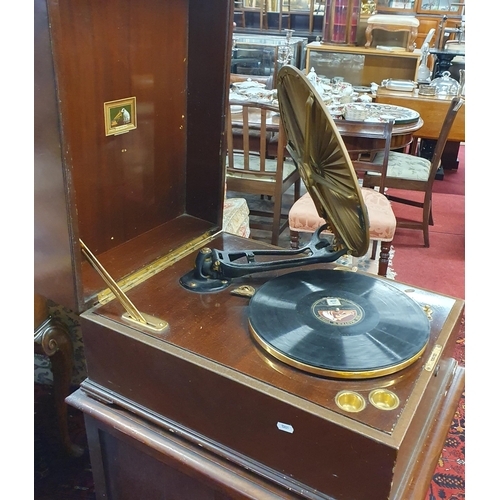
<box><xmin>362</xmin><ymin>97</ymin><xmax>465</xmax><ymax>247</ymax></box>
<box><xmin>288</xmin><ymin>120</ymin><xmax>396</xmax><ymax>277</ymax></box>
<box><xmin>226</xmin><ymin>99</ymin><xmax>301</xmax><ymax>246</ymax></box>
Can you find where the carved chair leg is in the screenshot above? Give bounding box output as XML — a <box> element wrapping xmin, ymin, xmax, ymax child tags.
<box><xmin>34</xmin><ymin>319</ymin><xmax>84</xmax><ymax>457</ymax></box>
<box><xmin>294</xmin><ymin>179</ymin><xmax>301</xmax><ymax>202</ymax></box>
<box><xmin>408</xmin><ymin>27</ymin><xmax>418</xmax><ymax>52</ymax></box>
<box><xmin>290</xmin><ymin>230</ymin><xmax>300</xmax><ymax>250</ymax></box>
<box><xmin>371</xmin><ymin>240</ymin><xmax>378</xmax><ymax>260</ymax></box>
<box><xmin>365</xmin><ymin>25</ymin><xmax>373</xmax><ymax>49</ymax></box>
<box><xmin>377</xmin><ymin>240</ymin><xmax>391</xmax><ymax>277</ymax></box>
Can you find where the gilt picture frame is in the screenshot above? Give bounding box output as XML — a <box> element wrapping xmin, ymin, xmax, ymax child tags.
<box><xmin>104</xmin><ymin>97</ymin><xmax>137</xmax><ymax>136</ymax></box>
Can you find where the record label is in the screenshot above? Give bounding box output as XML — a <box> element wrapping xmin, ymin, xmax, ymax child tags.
<box><xmin>248</xmin><ymin>269</ymin><xmax>430</xmax><ymax>379</ymax></box>
<box><xmin>312</xmin><ymin>297</ymin><xmax>363</xmax><ymax>326</ymax></box>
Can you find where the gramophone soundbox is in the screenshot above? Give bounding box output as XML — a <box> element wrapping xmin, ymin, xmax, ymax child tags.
<box><xmin>78</xmin><ymin>232</ymin><xmax>464</xmax><ymax>500</ymax></box>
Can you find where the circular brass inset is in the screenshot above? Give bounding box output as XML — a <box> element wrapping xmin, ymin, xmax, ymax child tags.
<box><xmin>335</xmin><ymin>391</ymin><xmax>366</xmax><ymax>413</ymax></box>
<box><xmin>369</xmin><ymin>389</ymin><xmax>400</xmax><ymax>411</ymax></box>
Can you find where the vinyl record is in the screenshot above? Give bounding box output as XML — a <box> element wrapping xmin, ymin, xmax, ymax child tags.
<box><xmin>248</xmin><ymin>270</ymin><xmax>430</xmax><ymax>379</ymax></box>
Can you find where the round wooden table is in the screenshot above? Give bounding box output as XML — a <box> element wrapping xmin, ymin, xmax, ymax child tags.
<box><xmin>336</xmin><ymin>117</ymin><xmax>424</xmax><ymax>151</ymax></box>
<box><xmin>230</xmin><ymin>102</ymin><xmax>423</xmax><ymax>153</ymax></box>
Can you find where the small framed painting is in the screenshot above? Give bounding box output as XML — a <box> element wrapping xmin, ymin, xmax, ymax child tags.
<box><xmin>104</xmin><ymin>97</ymin><xmax>137</xmax><ymax>136</ymax></box>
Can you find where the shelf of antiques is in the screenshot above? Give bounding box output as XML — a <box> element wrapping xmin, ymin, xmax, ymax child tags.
<box><xmin>231</xmin><ymin>32</ymin><xmax>308</xmax><ymax>87</ymax></box>
<box><xmin>233</xmin><ymin>0</ymin><xmax>325</xmax><ymax>37</ymax></box>
<box><xmin>233</xmin><ymin>1</ymin><xmax>465</xmax><ymax>48</ymax></box>
<box><xmin>306</xmin><ymin>41</ymin><xmax>422</xmax><ymax>85</ymax></box>
<box><xmin>375</xmin><ymin>0</ymin><xmax>464</xmax><ymax>17</ymax></box>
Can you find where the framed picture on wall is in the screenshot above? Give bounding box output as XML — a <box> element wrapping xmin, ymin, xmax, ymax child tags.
<box><xmin>104</xmin><ymin>97</ymin><xmax>137</xmax><ymax>136</ymax></box>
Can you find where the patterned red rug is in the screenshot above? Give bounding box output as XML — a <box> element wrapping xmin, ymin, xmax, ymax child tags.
<box><xmin>425</xmin><ymin>314</ymin><xmax>465</xmax><ymax>500</ymax></box>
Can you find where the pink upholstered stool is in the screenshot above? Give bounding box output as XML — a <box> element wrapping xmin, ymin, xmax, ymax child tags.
<box><xmin>289</xmin><ymin>188</ymin><xmax>396</xmax><ymax>277</ymax></box>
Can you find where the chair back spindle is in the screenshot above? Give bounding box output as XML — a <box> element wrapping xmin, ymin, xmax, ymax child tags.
<box><xmin>225</xmin><ymin>99</ymin><xmax>301</xmax><ymax>245</ymax></box>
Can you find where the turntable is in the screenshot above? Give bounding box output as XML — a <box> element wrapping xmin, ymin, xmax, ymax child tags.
<box><xmin>179</xmin><ymin>65</ymin><xmax>430</xmax><ymax>381</ymax></box>
<box><xmin>37</xmin><ymin>4</ymin><xmax>464</xmax><ymax>498</ymax></box>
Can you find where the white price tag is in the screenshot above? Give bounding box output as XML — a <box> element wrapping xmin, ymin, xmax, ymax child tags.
<box><xmin>277</xmin><ymin>422</ymin><xmax>294</xmax><ymax>434</ymax></box>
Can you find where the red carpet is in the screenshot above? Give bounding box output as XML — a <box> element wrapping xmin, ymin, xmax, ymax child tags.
<box><xmin>391</xmin><ymin>192</ymin><xmax>465</xmax><ymax>299</ymax></box>
<box><xmin>390</xmin><ymin>146</ymin><xmax>465</xmax><ymax>299</ymax></box>
<box><xmin>432</xmin><ymin>145</ymin><xmax>465</xmax><ymax>197</ymax></box>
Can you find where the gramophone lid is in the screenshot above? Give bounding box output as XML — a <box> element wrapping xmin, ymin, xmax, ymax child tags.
<box><xmin>276</xmin><ymin>65</ymin><xmax>370</xmax><ymax>257</ymax></box>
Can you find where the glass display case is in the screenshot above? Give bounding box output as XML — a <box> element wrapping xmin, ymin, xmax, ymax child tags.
<box><xmin>375</xmin><ymin>0</ymin><xmax>416</xmax><ymax>13</ymax></box>
<box><xmin>231</xmin><ymin>34</ymin><xmax>308</xmax><ymax>86</ymax></box>
<box><xmin>417</xmin><ymin>0</ymin><xmax>463</xmax><ymax>14</ymax></box>
<box><xmin>322</xmin><ymin>1</ymin><xmax>361</xmax><ymax>45</ymax></box>
<box><xmin>306</xmin><ymin>42</ymin><xmax>421</xmax><ymax>85</ymax></box>
<box><xmin>233</xmin><ymin>1</ymin><xmax>325</xmax><ymax>35</ymax></box>
<box><xmin>375</xmin><ymin>1</ymin><xmax>464</xmax><ymax>15</ymax></box>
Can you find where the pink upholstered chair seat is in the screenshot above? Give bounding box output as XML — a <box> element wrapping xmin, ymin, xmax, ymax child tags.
<box><xmin>288</xmin><ymin>188</ymin><xmax>396</xmax><ymax>277</ymax></box>
<box><xmin>289</xmin><ymin>188</ymin><xmax>396</xmax><ymax>242</ymax></box>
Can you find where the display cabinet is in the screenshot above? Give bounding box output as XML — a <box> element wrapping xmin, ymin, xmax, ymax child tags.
<box><xmin>376</xmin><ymin>1</ymin><xmax>463</xmax><ymax>15</ymax></box>
<box><xmin>231</xmin><ymin>33</ymin><xmax>307</xmax><ymax>86</ymax></box>
<box><xmin>233</xmin><ymin>0</ymin><xmax>266</xmax><ymax>30</ymax></box>
<box><xmin>417</xmin><ymin>0</ymin><xmax>463</xmax><ymax>15</ymax></box>
<box><xmin>233</xmin><ymin>0</ymin><xmax>325</xmax><ymax>37</ymax></box>
<box><xmin>322</xmin><ymin>0</ymin><xmax>361</xmax><ymax>45</ymax></box>
<box><xmin>375</xmin><ymin>0</ymin><xmax>417</xmax><ymax>14</ymax></box>
<box><xmin>306</xmin><ymin>41</ymin><xmax>421</xmax><ymax>85</ymax></box>
<box><xmin>233</xmin><ymin>1</ymin><xmax>464</xmax><ymax>46</ymax></box>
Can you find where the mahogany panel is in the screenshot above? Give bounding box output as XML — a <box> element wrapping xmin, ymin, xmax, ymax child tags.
<box><xmin>72</xmin><ymin>389</ymin><xmax>305</xmax><ymax>499</ymax></box>
<box><xmin>186</xmin><ymin>0</ymin><xmax>232</xmax><ymax>222</ymax></box>
<box><xmin>48</xmin><ymin>0</ymin><xmax>189</xmax><ymax>255</ymax></box>
<box><xmin>34</xmin><ymin>0</ymin><xmax>80</xmax><ymax>309</ymax></box>
<box><xmin>36</xmin><ymin>0</ymin><xmax>232</xmax><ymax>311</ymax></box>
<box><xmin>81</xmin><ymin>323</ymin><xmax>397</xmax><ymax>499</ymax></box>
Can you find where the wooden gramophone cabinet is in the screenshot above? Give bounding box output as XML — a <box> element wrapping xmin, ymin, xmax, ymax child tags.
<box><xmin>35</xmin><ymin>1</ymin><xmax>464</xmax><ymax>499</ymax></box>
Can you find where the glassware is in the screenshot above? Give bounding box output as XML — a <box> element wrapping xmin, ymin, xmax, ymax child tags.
<box><xmin>429</xmin><ymin>71</ymin><xmax>459</xmax><ymax>96</ymax></box>
<box><xmin>277</xmin><ymin>29</ymin><xmax>295</xmax><ymax>65</ymax></box>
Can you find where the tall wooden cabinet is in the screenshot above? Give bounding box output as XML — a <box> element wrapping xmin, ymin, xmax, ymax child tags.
<box><xmin>35</xmin><ymin>1</ymin><xmax>465</xmax><ymax>498</ymax></box>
